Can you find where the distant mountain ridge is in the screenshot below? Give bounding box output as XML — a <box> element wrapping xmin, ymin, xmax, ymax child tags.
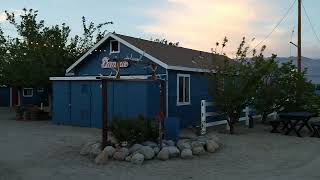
<box><xmin>276</xmin><ymin>56</ymin><xmax>320</xmax><ymax>75</ymax></box>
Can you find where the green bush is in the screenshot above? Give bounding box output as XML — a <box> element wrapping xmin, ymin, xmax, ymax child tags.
<box><xmin>111</xmin><ymin>115</ymin><xmax>159</xmax><ymax>145</ymax></box>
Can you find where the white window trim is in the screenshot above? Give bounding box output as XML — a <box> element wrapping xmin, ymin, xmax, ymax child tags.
<box><xmin>176</xmin><ymin>74</ymin><xmax>191</xmax><ymax>106</ymax></box>
<box><xmin>110</xmin><ymin>40</ymin><xmax>120</xmax><ymax>54</ymax></box>
<box><xmin>23</xmin><ymin>88</ymin><xmax>33</xmax><ymax>97</ymax></box>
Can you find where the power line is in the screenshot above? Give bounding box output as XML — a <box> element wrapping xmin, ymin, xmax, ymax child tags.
<box><xmin>249</xmin><ymin>0</ymin><xmax>297</xmax><ymax>53</ymax></box>
<box><xmin>302</xmin><ymin>2</ymin><xmax>320</xmax><ymax>45</ymax></box>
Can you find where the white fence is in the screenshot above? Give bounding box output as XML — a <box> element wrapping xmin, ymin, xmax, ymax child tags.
<box><xmin>200</xmin><ymin>100</ymin><xmax>252</xmax><ymax>135</ymax></box>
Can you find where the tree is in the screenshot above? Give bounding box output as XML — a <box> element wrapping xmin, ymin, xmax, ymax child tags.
<box><xmin>1</xmin><ymin>8</ymin><xmax>113</xmax><ymax>109</ymax></box>
<box><xmin>152</xmin><ymin>38</ymin><xmax>179</xmax><ymax>46</ymax></box>
<box><xmin>208</xmin><ymin>37</ymin><xmax>260</xmax><ymax>134</ymax></box>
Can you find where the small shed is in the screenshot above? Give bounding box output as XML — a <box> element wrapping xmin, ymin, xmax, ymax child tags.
<box><xmin>50</xmin><ymin>33</ymin><xmax>225</xmax><ymax>129</ymax></box>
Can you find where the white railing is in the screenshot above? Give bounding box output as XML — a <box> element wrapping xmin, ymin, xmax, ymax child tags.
<box><xmin>200</xmin><ymin>100</ymin><xmax>253</xmax><ymax>135</ymax></box>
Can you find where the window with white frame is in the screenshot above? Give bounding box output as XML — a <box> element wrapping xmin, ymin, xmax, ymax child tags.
<box><xmin>110</xmin><ymin>40</ymin><xmax>120</xmax><ymax>53</ymax></box>
<box><xmin>23</xmin><ymin>88</ymin><xmax>33</xmax><ymax>97</ymax></box>
<box><xmin>177</xmin><ymin>74</ymin><xmax>190</xmax><ymax>105</ymax></box>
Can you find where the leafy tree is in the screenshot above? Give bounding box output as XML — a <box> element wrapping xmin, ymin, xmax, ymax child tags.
<box><xmin>152</xmin><ymin>38</ymin><xmax>179</xmax><ymax>46</ymax></box>
<box><xmin>208</xmin><ymin>37</ymin><xmax>260</xmax><ymax>134</ymax></box>
<box><xmin>2</xmin><ymin>8</ymin><xmax>113</xmax><ymax>88</ymax></box>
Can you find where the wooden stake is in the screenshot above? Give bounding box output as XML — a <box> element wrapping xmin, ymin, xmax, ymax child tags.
<box><xmin>101</xmin><ymin>80</ymin><xmax>108</xmax><ymax>150</ymax></box>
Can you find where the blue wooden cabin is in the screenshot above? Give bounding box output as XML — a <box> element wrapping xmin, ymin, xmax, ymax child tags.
<box><xmin>50</xmin><ymin>33</ymin><xmax>225</xmax><ymax>129</ymax></box>
<box><xmin>0</xmin><ymin>86</ymin><xmax>48</xmax><ymax>107</ymax></box>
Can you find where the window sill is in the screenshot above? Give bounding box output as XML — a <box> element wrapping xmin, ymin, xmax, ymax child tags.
<box><xmin>110</xmin><ymin>51</ymin><xmax>120</xmax><ymax>54</ymax></box>
<box><xmin>176</xmin><ymin>102</ymin><xmax>191</xmax><ymax>106</ymax></box>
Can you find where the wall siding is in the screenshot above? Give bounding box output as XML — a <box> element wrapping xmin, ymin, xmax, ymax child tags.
<box><xmin>73</xmin><ymin>37</ymin><xmax>166</xmax><ymax>76</ymax></box>
<box><xmin>167</xmin><ymin>70</ymin><xmax>212</xmax><ymax>128</ymax></box>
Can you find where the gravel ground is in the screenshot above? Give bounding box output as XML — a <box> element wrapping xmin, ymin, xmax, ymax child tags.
<box><xmin>1</xmin><ymin>107</ymin><xmax>320</xmax><ymax>180</ymax></box>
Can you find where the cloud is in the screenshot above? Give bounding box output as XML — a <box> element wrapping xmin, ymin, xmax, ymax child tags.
<box><xmin>139</xmin><ymin>0</ymin><xmax>294</xmax><ymax>57</ymax></box>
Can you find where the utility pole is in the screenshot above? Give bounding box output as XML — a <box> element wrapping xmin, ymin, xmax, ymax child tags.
<box><xmin>297</xmin><ymin>0</ymin><xmax>302</xmax><ymax>72</ymax></box>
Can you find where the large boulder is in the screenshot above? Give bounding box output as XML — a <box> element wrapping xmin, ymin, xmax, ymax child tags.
<box><xmin>206</xmin><ymin>140</ymin><xmax>219</xmax><ymax>153</ymax></box>
<box><xmin>164</xmin><ymin>140</ymin><xmax>175</xmax><ymax>146</ymax></box>
<box><xmin>181</xmin><ymin>149</ymin><xmax>193</xmax><ymax>159</ymax></box>
<box><xmin>113</xmin><ymin>148</ymin><xmax>129</xmax><ymax>161</ymax></box>
<box><xmin>137</xmin><ymin>146</ymin><xmax>155</xmax><ymax>160</ymax></box>
<box><xmin>192</xmin><ymin>146</ymin><xmax>206</xmax><ymax>155</ymax></box>
<box><xmin>94</xmin><ymin>151</ymin><xmax>109</xmax><ymax>165</ymax></box>
<box><xmin>163</xmin><ymin>146</ymin><xmax>180</xmax><ymax>158</ymax></box>
<box><xmin>103</xmin><ymin>146</ymin><xmax>116</xmax><ymax>157</ymax></box>
<box><xmin>89</xmin><ymin>142</ymin><xmax>102</xmax><ymax>158</ymax></box>
<box><xmin>177</xmin><ymin>139</ymin><xmax>191</xmax><ymax>151</ymax></box>
<box><xmin>131</xmin><ymin>153</ymin><xmax>144</xmax><ymax>165</ymax></box>
<box><xmin>157</xmin><ymin>148</ymin><xmax>169</xmax><ymax>161</ymax></box>
<box><xmin>191</xmin><ymin>141</ymin><xmax>203</xmax><ymax>149</ymax></box>
<box><xmin>142</xmin><ymin>141</ymin><xmax>158</xmax><ymax>148</ymax></box>
<box><xmin>129</xmin><ymin>144</ymin><xmax>143</xmax><ymax>154</ymax></box>
<box><xmin>153</xmin><ymin>147</ymin><xmax>160</xmax><ymax>155</ymax></box>
<box><xmin>80</xmin><ymin>142</ymin><xmax>95</xmax><ymax>156</ymax></box>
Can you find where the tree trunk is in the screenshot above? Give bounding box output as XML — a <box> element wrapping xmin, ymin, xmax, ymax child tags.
<box><xmin>227</xmin><ymin>117</ymin><xmax>235</xmax><ymax>134</ymax></box>
<box><xmin>261</xmin><ymin>112</ymin><xmax>267</xmax><ymax>124</ymax></box>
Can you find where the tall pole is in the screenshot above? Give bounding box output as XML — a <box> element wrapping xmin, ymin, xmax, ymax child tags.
<box><xmin>101</xmin><ymin>80</ymin><xmax>108</xmax><ymax>149</ymax></box>
<box><xmin>297</xmin><ymin>0</ymin><xmax>302</xmax><ymax>72</ymax></box>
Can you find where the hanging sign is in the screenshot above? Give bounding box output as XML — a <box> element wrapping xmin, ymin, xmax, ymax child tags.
<box><xmin>101</xmin><ymin>57</ymin><xmax>129</xmax><ymax>69</ymax></box>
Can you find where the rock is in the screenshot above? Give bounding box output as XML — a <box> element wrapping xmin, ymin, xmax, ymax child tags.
<box><xmin>192</xmin><ymin>146</ymin><xmax>206</xmax><ymax>155</ymax></box>
<box><xmin>191</xmin><ymin>141</ymin><xmax>203</xmax><ymax>149</ymax></box>
<box><xmin>164</xmin><ymin>140</ymin><xmax>175</xmax><ymax>146</ymax></box>
<box><xmin>129</xmin><ymin>144</ymin><xmax>143</xmax><ymax>154</ymax></box>
<box><xmin>164</xmin><ymin>146</ymin><xmax>180</xmax><ymax>158</ymax></box>
<box><xmin>206</xmin><ymin>140</ymin><xmax>219</xmax><ymax>153</ymax></box>
<box><xmin>94</xmin><ymin>151</ymin><xmax>108</xmax><ymax>165</ymax></box>
<box><xmin>181</xmin><ymin>149</ymin><xmax>193</xmax><ymax>159</ymax></box>
<box><xmin>153</xmin><ymin>147</ymin><xmax>160</xmax><ymax>155</ymax></box>
<box><xmin>207</xmin><ymin>135</ymin><xmax>220</xmax><ymax>143</ymax></box>
<box><xmin>177</xmin><ymin>140</ymin><xmax>191</xmax><ymax>151</ymax></box>
<box><xmin>157</xmin><ymin>148</ymin><xmax>169</xmax><ymax>161</ymax></box>
<box><xmin>142</xmin><ymin>141</ymin><xmax>158</xmax><ymax>148</ymax></box>
<box><xmin>125</xmin><ymin>155</ymin><xmax>132</xmax><ymax>162</ymax></box>
<box><xmin>103</xmin><ymin>146</ymin><xmax>116</xmax><ymax>157</ymax></box>
<box><xmin>80</xmin><ymin>142</ymin><xmax>95</xmax><ymax>156</ymax></box>
<box><xmin>131</xmin><ymin>153</ymin><xmax>144</xmax><ymax>165</ymax></box>
<box><xmin>137</xmin><ymin>146</ymin><xmax>155</xmax><ymax>160</ymax></box>
<box><xmin>89</xmin><ymin>142</ymin><xmax>102</xmax><ymax>158</ymax></box>
<box><xmin>113</xmin><ymin>148</ymin><xmax>129</xmax><ymax>161</ymax></box>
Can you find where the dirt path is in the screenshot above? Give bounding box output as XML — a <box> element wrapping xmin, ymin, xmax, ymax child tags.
<box><xmin>1</xmin><ymin>107</ymin><xmax>320</xmax><ymax>180</ymax></box>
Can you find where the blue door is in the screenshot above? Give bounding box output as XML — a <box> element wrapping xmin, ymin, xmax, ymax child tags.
<box><xmin>90</xmin><ymin>81</ymin><xmax>102</xmax><ymax>128</ymax></box>
<box><xmin>52</xmin><ymin>81</ymin><xmax>71</xmax><ymax>125</ymax></box>
<box><xmin>107</xmin><ymin>81</ymin><xmax>160</xmax><ymax>121</ymax></box>
<box><xmin>71</xmin><ymin>81</ymin><xmax>91</xmax><ymax>127</ymax></box>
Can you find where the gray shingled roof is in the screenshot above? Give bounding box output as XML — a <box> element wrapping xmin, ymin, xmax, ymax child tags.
<box><xmin>115</xmin><ymin>33</ymin><xmax>228</xmax><ymax>70</ymax></box>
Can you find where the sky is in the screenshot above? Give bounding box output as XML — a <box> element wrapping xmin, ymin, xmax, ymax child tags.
<box><xmin>1</xmin><ymin>0</ymin><xmax>320</xmax><ymax>59</ymax></box>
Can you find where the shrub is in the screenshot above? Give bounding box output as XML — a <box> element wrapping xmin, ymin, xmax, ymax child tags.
<box><xmin>111</xmin><ymin>115</ymin><xmax>159</xmax><ymax>145</ymax></box>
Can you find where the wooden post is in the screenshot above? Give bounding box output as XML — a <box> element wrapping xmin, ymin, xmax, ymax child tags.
<box><xmin>101</xmin><ymin>80</ymin><xmax>108</xmax><ymax>150</ymax></box>
<box><xmin>201</xmin><ymin>100</ymin><xmax>207</xmax><ymax>135</ymax></box>
<box><xmin>115</xmin><ymin>61</ymin><xmax>120</xmax><ymax>79</ymax></box>
<box><xmin>159</xmin><ymin>80</ymin><xmax>165</xmax><ymax>149</ymax></box>
<box><xmin>297</xmin><ymin>0</ymin><xmax>302</xmax><ymax>72</ymax></box>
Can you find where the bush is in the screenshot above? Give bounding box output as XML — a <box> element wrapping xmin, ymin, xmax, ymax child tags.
<box><xmin>111</xmin><ymin>115</ymin><xmax>159</xmax><ymax>145</ymax></box>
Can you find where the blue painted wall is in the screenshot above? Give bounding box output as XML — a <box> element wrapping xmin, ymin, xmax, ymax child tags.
<box><xmin>0</xmin><ymin>87</ymin><xmax>10</xmax><ymax>107</ymax></box>
<box><xmin>20</xmin><ymin>87</ymin><xmax>49</xmax><ymax>106</ymax></box>
<box><xmin>52</xmin><ymin>80</ymin><xmax>160</xmax><ymax>128</ymax></box>
<box><xmin>167</xmin><ymin>70</ymin><xmax>212</xmax><ymax>128</ymax></box>
<box><xmin>73</xmin><ymin>37</ymin><xmax>166</xmax><ymax>76</ymax></box>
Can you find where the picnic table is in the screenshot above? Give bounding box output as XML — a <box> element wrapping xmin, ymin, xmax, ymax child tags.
<box><xmin>270</xmin><ymin>112</ymin><xmax>317</xmax><ymax>137</ymax></box>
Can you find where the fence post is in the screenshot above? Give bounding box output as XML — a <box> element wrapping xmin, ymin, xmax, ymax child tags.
<box><xmin>244</xmin><ymin>106</ymin><xmax>250</xmax><ymax>126</ymax></box>
<box><xmin>201</xmin><ymin>100</ymin><xmax>207</xmax><ymax>135</ymax></box>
